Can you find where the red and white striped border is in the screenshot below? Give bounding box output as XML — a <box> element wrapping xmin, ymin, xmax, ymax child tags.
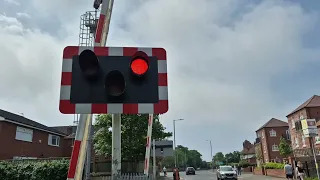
<box><xmin>59</xmin><ymin>46</ymin><xmax>168</xmax><ymax>114</ymax></box>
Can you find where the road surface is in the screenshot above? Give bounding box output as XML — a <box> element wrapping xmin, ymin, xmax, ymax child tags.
<box><xmin>162</xmin><ymin>170</ymin><xmax>285</xmax><ymax>180</ymax></box>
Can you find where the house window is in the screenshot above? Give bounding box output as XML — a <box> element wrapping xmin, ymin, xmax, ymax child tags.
<box><xmin>315</xmin><ymin>136</ymin><xmax>320</xmax><ymax>144</ymax></box>
<box><xmin>286</xmin><ymin>130</ymin><xmax>291</xmax><ymax>140</ymax></box>
<box><xmin>302</xmin><ymin>135</ymin><xmax>306</xmax><ymax>147</ymax></box>
<box><xmin>272</xmin><ymin>144</ymin><xmax>279</xmax><ymax>151</ymax></box>
<box><xmin>15</xmin><ymin>126</ymin><xmax>33</xmax><ymax>142</ymax></box>
<box><xmin>48</xmin><ymin>134</ymin><xmax>60</xmax><ymax>146</ymax></box>
<box><xmin>292</xmin><ymin>119</ymin><xmax>295</xmax><ymax>129</ymax></box>
<box><xmin>262</xmin><ymin>132</ymin><xmax>264</xmax><ymax>139</ymax></box>
<box><xmin>295</xmin><ymin>137</ymin><xmax>299</xmax><ymax>147</ymax></box>
<box><xmin>270</xmin><ymin>129</ymin><xmax>276</xmax><ymax>137</ymax></box>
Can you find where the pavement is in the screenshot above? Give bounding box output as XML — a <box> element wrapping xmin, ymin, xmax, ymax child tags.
<box><xmin>159</xmin><ymin>170</ymin><xmax>285</xmax><ymax>180</ymax></box>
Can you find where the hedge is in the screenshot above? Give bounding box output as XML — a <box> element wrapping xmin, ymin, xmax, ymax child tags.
<box><xmin>305</xmin><ymin>178</ymin><xmax>318</xmax><ymax>180</ymax></box>
<box><xmin>0</xmin><ymin>159</ymin><xmax>69</xmax><ymax>180</ymax></box>
<box><xmin>263</xmin><ymin>162</ymin><xmax>284</xmax><ymax>169</ymax></box>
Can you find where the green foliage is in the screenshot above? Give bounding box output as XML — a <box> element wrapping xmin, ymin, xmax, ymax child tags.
<box><xmin>279</xmin><ymin>137</ymin><xmax>292</xmax><ymax>157</ymax></box>
<box><xmin>255</xmin><ymin>145</ymin><xmax>262</xmax><ymax>160</ymax></box>
<box><xmin>162</xmin><ymin>145</ymin><xmax>203</xmax><ymax>168</ymax></box>
<box><xmin>0</xmin><ymin>159</ymin><xmax>69</xmax><ymax>180</ymax></box>
<box><xmin>238</xmin><ymin>160</ymin><xmax>250</xmax><ymax>168</ymax></box>
<box><xmin>213</xmin><ymin>151</ymin><xmax>241</xmax><ymax>165</ymax></box>
<box><xmin>225</xmin><ymin>151</ymin><xmax>241</xmax><ymax>164</ymax></box>
<box><xmin>305</xmin><ymin>178</ymin><xmax>318</xmax><ymax>180</ymax></box>
<box><xmin>263</xmin><ymin>162</ymin><xmax>284</xmax><ymax>169</ymax></box>
<box><xmin>175</xmin><ymin>145</ymin><xmax>203</xmax><ymax>168</ymax></box>
<box><xmin>213</xmin><ymin>152</ymin><xmax>225</xmax><ymax>165</ymax></box>
<box><xmin>93</xmin><ymin>114</ymin><xmax>172</xmax><ymax>161</ymax></box>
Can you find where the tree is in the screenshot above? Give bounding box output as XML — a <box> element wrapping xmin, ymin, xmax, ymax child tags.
<box><xmin>225</xmin><ymin>153</ymin><xmax>233</xmax><ymax>164</ymax></box>
<box><xmin>93</xmin><ymin>114</ymin><xmax>172</xmax><ymax>161</ymax></box>
<box><xmin>174</xmin><ymin>145</ymin><xmax>203</xmax><ymax>168</ymax></box>
<box><xmin>279</xmin><ymin>137</ymin><xmax>292</xmax><ymax>157</ymax></box>
<box><xmin>213</xmin><ymin>152</ymin><xmax>225</xmax><ymax>165</ymax></box>
<box><xmin>232</xmin><ymin>151</ymin><xmax>241</xmax><ymax>163</ymax></box>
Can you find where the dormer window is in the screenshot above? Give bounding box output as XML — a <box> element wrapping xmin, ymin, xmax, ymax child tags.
<box><xmin>270</xmin><ymin>129</ymin><xmax>276</xmax><ymax>137</ymax></box>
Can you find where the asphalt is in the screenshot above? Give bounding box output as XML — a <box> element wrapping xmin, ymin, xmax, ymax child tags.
<box><xmin>159</xmin><ymin>170</ymin><xmax>285</xmax><ymax>180</ymax></box>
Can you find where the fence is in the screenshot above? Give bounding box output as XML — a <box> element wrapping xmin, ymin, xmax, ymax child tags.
<box><xmin>92</xmin><ymin>173</ymin><xmax>154</xmax><ymax>180</ymax></box>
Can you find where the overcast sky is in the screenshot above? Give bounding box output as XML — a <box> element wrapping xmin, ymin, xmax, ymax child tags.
<box><xmin>1</xmin><ymin>0</ymin><xmax>320</xmax><ymax>161</ymax></box>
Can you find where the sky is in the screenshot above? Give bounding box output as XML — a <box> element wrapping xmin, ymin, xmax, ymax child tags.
<box><xmin>1</xmin><ymin>0</ymin><xmax>320</xmax><ymax>161</ymax></box>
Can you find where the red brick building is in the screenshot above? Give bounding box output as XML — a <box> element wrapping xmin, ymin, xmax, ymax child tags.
<box><xmin>241</xmin><ymin>140</ymin><xmax>256</xmax><ymax>164</ymax></box>
<box><xmin>254</xmin><ymin>118</ymin><xmax>291</xmax><ymax>164</ymax></box>
<box><xmin>0</xmin><ymin>109</ymin><xmax>73</xmax><ymax>160</ymax></box>
<box><xmin>286</xmin><ymin>95</ymin><xmax>320</xmax><ymax>158</ymax></box>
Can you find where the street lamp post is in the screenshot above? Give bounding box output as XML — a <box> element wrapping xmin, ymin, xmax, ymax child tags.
<box><xmin>206</xmin><ymin>140</ymin><xmax>213</xmax><ymax>169</ymax></box>
<box><xmin>173</xmin><ymin>119</ymin><xmax>184</xmax><ymax>168</ymax></box>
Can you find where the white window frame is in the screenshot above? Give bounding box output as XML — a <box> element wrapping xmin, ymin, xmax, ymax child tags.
<box><xmin>302</xmin><ymin>135</ymin><xmax>306</xmax><ymax>147</ymax></box>
<box><xmin>48</xmin><ymin>134</ymin><xmax>60</xmax><ymax>147</ymax></box>
<box><xmin>295</xmin><ymin>137</ymin><xmax>299</xmax><ymax>147</ymax></box>
<box><xmin>270</xmin><ymin>129</ymin><xmax>277</xmax><ymax>137</ymax></box>
<box><xmin>272</xmin><ymin>144</ymin><xmax>279</xmax><ymax>151</ymax></box>
<box><xmin>15</xmin><ymin>126</ymin><xmax>33</xmax><ymax>142</ymax></box>
<box><xmin>292</xmin><ymin>119</ymin><xmax>295</xmax><ymax>129</ymax></box>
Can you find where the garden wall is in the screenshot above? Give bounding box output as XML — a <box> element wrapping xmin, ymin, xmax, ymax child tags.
<box><xmin>253</xmin><ymin>168</ymin><xmax>264</xmax><ymax>175</ymax></box>
<box><xmin>265</xmin><ymin>169</ymin><xmax>286</xmax><ymax>178</ymax></box>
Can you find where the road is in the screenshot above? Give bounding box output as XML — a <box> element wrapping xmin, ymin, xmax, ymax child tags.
<box><xmin>162</xmin><ymin>170</ymin><xmax>285</xmax><ymax>180</ymax></box>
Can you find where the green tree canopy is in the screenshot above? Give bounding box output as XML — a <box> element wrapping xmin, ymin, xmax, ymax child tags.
<box><xmin>279</xmin><ymin>137</ymin><xmax>292</xmax><ymax>157</ymax></box>
<box><xmin>93</xmin><ymin>114</ymin><xmax>172</xmax><ymax>161</ymax></box>
<box><xmin>213</xmin><ymin>152</ymin><xmax>225</xmax><ymax>165</ymax></box>
<box><xmin>163</xmin><ymin>145</ymin><xmax>203</xmax><ymax>168</ymax></box>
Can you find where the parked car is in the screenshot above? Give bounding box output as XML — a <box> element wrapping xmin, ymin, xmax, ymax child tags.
<box><xmin>217</xmin><ymin>165</ymin><xmax>237</xmax><ymax>180</ymax></box>
<box><xmin>186</xmin><ymin>167</ymin><xmax>196</xmax><ymax>175</ymax></box>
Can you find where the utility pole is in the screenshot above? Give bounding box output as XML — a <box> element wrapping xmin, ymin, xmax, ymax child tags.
<box><xmin>310</xmin><ymin>137</ymin><xmax>320</xmax><ymax>179</ymax></box>
<box><xmin>85</xmin><ymin>121</ymin><xmax>93</xmax><ymax>180</ymax></box>
<box><xmin>173</xmin><ymin>119</ymin><xmax>184</xmax><ymax>168</ymax></box>
<box><xmin>206</xmin><ymin>140</ymin><xmax>213</xmax><ymax>169</ymax></box>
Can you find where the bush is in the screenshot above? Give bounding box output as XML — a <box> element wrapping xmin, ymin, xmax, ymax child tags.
<box><xmin>238</xmin><ymin>160</ymin><xmax>251</xmax><ymax>168</ymax></box>
<box><xmin>305</xmin><ymin>178</ymin><xmax>318</xmax><ymax>180</ymax></box>
<box><xmin>263</xmin><ymin>162</ymin><xmax>284</xmax><ymax>169</ymax></box>
<box><xmin>0</xmin><ymin>159</ymin><xmax>69</xmax><ymax>180</ymax></box>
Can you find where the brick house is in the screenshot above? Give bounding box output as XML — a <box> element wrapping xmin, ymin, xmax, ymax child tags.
<box><xmin>254</xmin><ymin>118</ymin><xmax>291</xmax><ymax>164</ymax></box>
<box><xmin>286</xmin><ymin>95</ymin><xmax>320</xmax><ymax>158</ymax></box>
<box><xmin>0</xmin><ymin>109</ymin><xmax>73</xmax><ymax>160</ymax></box>
<box><xmin>241</xmin><ymin>140</ymin><xmax>256</xmax><ymax>164</ymax></box>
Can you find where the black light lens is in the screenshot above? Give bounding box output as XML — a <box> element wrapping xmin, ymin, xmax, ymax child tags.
<box><xmin>79</xmin><ymin>49</ymin><xmax>101</xmax><ymax>81</ymax></box>
<box><xmin>105</xmin><ymin>70</ymin><xmax>126</xmax><ymax>97</ymax></box>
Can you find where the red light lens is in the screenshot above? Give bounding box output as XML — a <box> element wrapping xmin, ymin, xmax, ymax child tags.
<box><xmin>130</xmin><ymin>58</ymin><xmax>148</xmax><ymax>75</ymax></box>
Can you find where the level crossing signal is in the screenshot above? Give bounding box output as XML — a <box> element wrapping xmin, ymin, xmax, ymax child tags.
<box><xmin>59</xmin><ymin>46</ymin><xmax>169</xmax><ymax>114</ymax></box>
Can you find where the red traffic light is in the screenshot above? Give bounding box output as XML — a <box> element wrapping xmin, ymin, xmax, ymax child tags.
<box><xmin>130</xmin><ymin>58</ymin><xmax>149</xmax><ymax>76</ymax></box>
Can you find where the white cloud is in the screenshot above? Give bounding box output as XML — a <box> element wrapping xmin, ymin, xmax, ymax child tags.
<box><xmin>1</xmin><ymin>0</ymin><xmax>320</xmax><ymax>161</ymax></box>
<box><xmin>16</xmin><ymin>12</ymin><xmax>31</xmax><ymax>19</ymax></box>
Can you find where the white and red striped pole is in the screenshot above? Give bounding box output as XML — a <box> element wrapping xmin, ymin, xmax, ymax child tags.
<box><xmin>144</xmin><ymin>114</ymin><xmax>154</xmax><ymax>175</ymax></box>
<box><xmin>67</xmin><ymin>0</ymin><xmax>114</xmax><ymax>179</ymax></box>
<box><xmin>67</xmin><ymin>114</ymin><xmax>92</xmax><ymax>180</ymax></box>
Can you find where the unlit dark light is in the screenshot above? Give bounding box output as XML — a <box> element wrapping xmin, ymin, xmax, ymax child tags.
<box><xmin>79</xmin><ymin>49</ymin><xmax>101</xmax><ymax>81</ymax></box>
<box><xmin>105</xmin><ymin>70</ymin><xmax>126</xmax><ymax>97</ymax></box>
